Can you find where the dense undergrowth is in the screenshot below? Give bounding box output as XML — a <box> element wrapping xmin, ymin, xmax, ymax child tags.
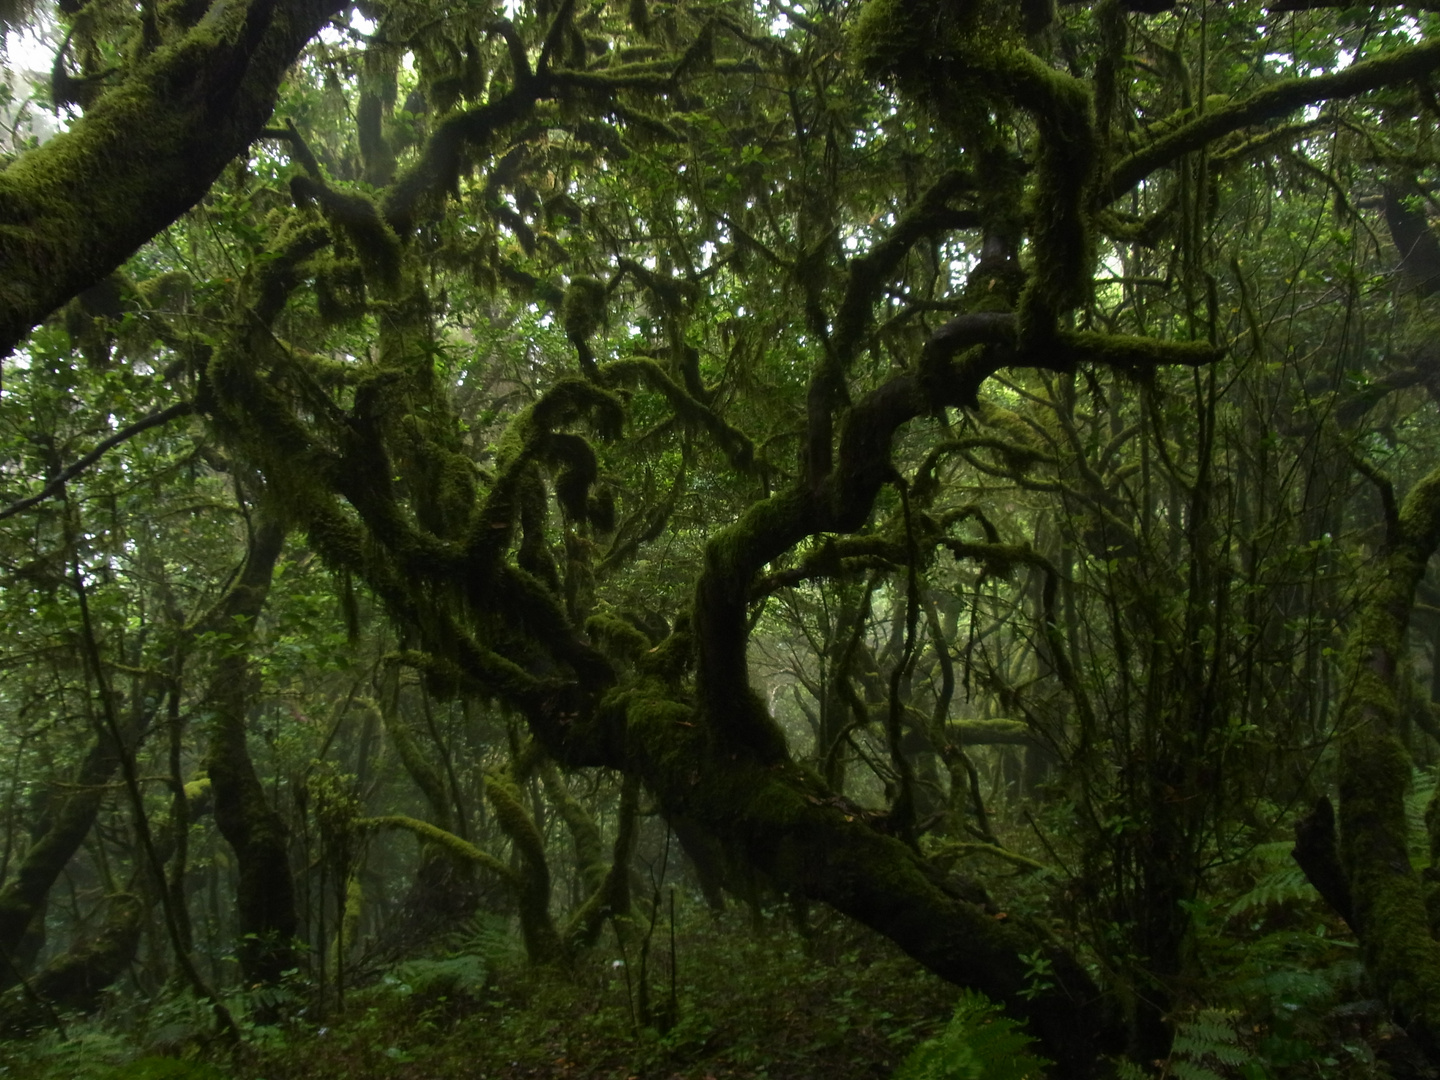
<box><xmin>0</xmin><ymin>865</ymin><xmax>1416</xmax><ymax>1080</ymax></box>
<box><xmin>0</xmin><ymin>903</ymin><xmax>958</xmax><ymax>1080</ymax></box>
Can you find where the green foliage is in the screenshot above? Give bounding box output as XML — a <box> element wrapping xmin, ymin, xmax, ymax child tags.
<box><xmin>0</xmin><ymin>1024</ymin><xmax>231</xmax><ymax>1080</ymax></box>
<box><xmin>0</xmin><ymin>1026</ymin><xmax>136</xmax><ymax>1080</ymax></box>
<box><xmin>257</xmin><ymin>905</ymin><xmax>953</xmax><ymax>1080</ymax></box>
<box><xmin>105</xmin><ymin>1059</ymin><xmax>230</xmax><ymax>1080</ymax></box>
<box><xmin>1228</xmin><ymin>843</ymin><xmax>1320</xmax><ymax>920</ymax></box>
<box><xmin>444</xmin><ymin>913</ymin><xmax>524</xmax><ymax>969</ymax></box>
<box><xmin>1168</xmin><ymin>1010</ymin><xmax>1247</xmax><ymax>1080</ymax></box>
<box><xmin>890</xmin><ymin>990</ymin><xmax>1050</xmax><ymax>1080</ymax></box>
<box><xmin>384</xmin><ymin>954</ymin><xmax>488</xmax><ymax>1000</ymax></box>
<box><xmin>8</xmin><ymin>0</ymin><xmax>1440</xmax><ymax>1077</ymax></box>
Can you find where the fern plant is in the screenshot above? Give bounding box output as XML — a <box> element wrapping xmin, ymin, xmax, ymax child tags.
<box><xmin>1166</xmin><ymin>1010</ymin><xmax>1247</xmax><ymax>1080</ymax></box>
<box><xmin>1109</xmin><ymin>1010</ymin><xmax>1247</xmax><ymax>1080</ymax></box>
<box><xmin>1228</xmin><ymin>842</ymin><xmax>1319</xmax><ymax>921</ymax></box>
<box><xmin>444</xmin><ymin>912</ymin><xmax>520</xmax><ymax>968</ymax></box>
<box><xmin>386</xmin><ymin>954</ymin><xmax>489</xmax><ymax>1000</ymax></box>
<box><xmin>891</xmin><ymin>990</ymin><xmax>1051</xmax><ymax>1080</ymax></box>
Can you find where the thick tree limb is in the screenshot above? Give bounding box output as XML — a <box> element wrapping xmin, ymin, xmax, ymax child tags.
<box><xmin>1385</xmin><ymin>184</ymin><xmax>1440</xmax><ymax>297</ymax></box>
<box><xmin>357</xmin><ymin>815</ymin><xmax>518</xmax><ymax>885</ymax></box>
<box><xmin>0</xmin><ymin>0</ymin><xmax>346</xmax><ymax>356</ymax></box>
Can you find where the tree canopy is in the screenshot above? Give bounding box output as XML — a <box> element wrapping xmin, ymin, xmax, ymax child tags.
<box><xmin>5</xmin><ymin>0</ymin><xmax>1440</xmax><ymax>1075</ymax></box>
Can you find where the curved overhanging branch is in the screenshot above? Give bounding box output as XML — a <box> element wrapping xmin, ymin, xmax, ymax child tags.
<box><xmin>1103</xmin><ymin>38</ymin><xmax>1440</xmax><ymax>202</ymax></box>
<box><xmin>697</xmin><ymin>320</ymin><xmax>1224</xmax><ymax>758</ymax></box>
<box><xmin>614</xmin><ymin>685</ymin><xmax>1119</xmax><ymax>1078</ymax></box>
<box><xmin>672</xmin><ymin>321</ymin><xmax>1224</xmax><ymax>1072</ymax></box>
<box><xmin>0</xmin><ymin>0</ymin><xmax>346</xmax><ymax>356</ymax></box>
<box><xmin>357</xmin><ymin>815</ymin><xmax>518</xmax><ymax>885</ymax></box>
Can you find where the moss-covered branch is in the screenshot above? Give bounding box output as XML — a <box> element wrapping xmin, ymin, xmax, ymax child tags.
<box><xmin>832</xmin><ymin>169</ymin><xmax>978</xmax><ymax>363</ymax></box>
<box><xmin>356</xmin><ymin>815</ymin><xmax>518</xmax><ymax>885</ymax></box>
<box><xmin>603</xmin><ymin>357</ymin><xmax>758</xmax><ymax>476</ymax></box>
<box><xmin>486</xmin><ymin>766</ymin><xmax>565</xmax><ymax>964</ymax></box>
<box><xmin>0</xmin><ymin>0</ymin><xmax>345</xmax><ymax>355</ymax></box>
<box><xmin>1104</xmin><ymin>39</ymin><xmax>1440</xmax><ymax>201</ymax></box>
<box><xmin>617</xmin><ymin>689</ymin><xmax>1120</xmax><ymax>1077</ymax></box>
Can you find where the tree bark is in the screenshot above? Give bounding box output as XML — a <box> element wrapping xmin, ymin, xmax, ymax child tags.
<box><xmin>1293</xmin><ymin>468</ymin><xmax>1440</xmax><ymax>1060</ymax></box>
<box><xmin>203</xmin><ymin>514</ymin><xmax>296</xmax><ymax>986</ymax></box>
<box><xmin>0</xmin><ymin>731</ymin><xmax>120</xmax><ymax>974</ymax></box>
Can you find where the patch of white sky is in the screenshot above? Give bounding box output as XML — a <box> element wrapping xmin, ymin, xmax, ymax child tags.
<box><xmin>318</xmin><ymin>7</ymin><xmax>378</xmax><ymax>47</ymax></box>
<box><xmin>1261</xmin><ymin>9</ymin><xmax>1424</xmax><ymax>85</ymax></box>
<box><xmin>2</xmin><ymin>14</ymin><xmax>65</xmax><ymax>145</ymax></box>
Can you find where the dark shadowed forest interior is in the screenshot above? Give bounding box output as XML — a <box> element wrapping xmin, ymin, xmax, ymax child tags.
<box><xmin>9</xmin><ymin>0</ymin><xmax>1440</xmax><ymax>1076</ymax></box>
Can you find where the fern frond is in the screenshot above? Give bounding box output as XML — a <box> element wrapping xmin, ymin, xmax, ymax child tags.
<box><xmin>1166</xmin><ymin>1009</ymin><xmax>1244</xmax><ymax>1080</ymax></box>
<box><xmin>1229</xmin><ymin>844</ymin><xmax>1319</xmax><ymax>918</ymax></box>
<box><xmin>1169</xmin><ymin>1060</ymin><xmax>1224</xmax><ymax>1080</ymax></box>
<box><xmin>891</xmin><ymin>990</ymin><xmax>1051</xmax><ymax>1080</ymax></box>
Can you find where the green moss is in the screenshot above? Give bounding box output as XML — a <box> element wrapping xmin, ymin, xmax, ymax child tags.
<box><xmin>486</xmin><ymin>769</ymin><xmax>547</xmax><ymax>873</ymax></box>
<box><xmin>562</xmin><ymin>275</ymin><xmax>608</xmax><ymax>343</ymax></box>
<box><xmin>588</xmin><ymin>486</ymin><xmax>616</xmax><ymax>532</ymax></box>
<box><xmin>539</xmin><ymin>760</ymin><xmax>606</xmax><ymax>894</ymax></box>
<box><xmin>634</xmin><ymin>611</ymin><xmax>693</xmax><ymax>684</ymax></box>
<box><xmin>528</xmin><ymin>377</ymin><xmax>625</xmax><ymax>440</ymax></box>
<box><xmin>547</xmin><ymin>431</ymin><xmax>599</xmax><ymax>521</ymax></box>
<box><xmin>435</xmin><ymin>450</ymin><xmax>479</xmax><ymax>534</ymax></box>
<box><xmin>312</xmin><ymin>255</ymin><xmax>367</xmax><ymax>324</ymax></box>
<box><xmin>586</xmin><ymin>611</ymin><xmax>652</xmax><ymax>662</ymax></box>
<box><xmin>291</xmin><ymin>175</ymin><xmax>404</xmax><ymax>296</ymax></box>
<box><xmin>358</xmin><ymin>815</ymin><xmax>516</xmax><ymax>884</ymax></box>
<box><xmin>1058</xmin><ymin>330</ymin><xmax>1223</xmax><ymax>371</ymax></box>
<box><xmin>849</xmin><ymin>2</ymin><xmax>1098</xmax><ymax>344</ymax></box>
<box><xmin>486</xmin><ymin>767</ymin><xmax>565</xmax><ymax>964</ymax></box>
<box><xmin>848</xmin><ymin>0</ymin><xmax>935</xmax><ymax>84</ymax></box>
<box><xmin>1340</xmin><ymin>729</ymin><xmax>1440</xmax><ymax>1038</ymax></box>
<box><xmin>1401</xmin><ymin>468</ymin><xmax>1440</xmax><ymax>553</ymax></box>
<box><xmin>135</xmin><ymin>268</ymin><xmax>193</xmax><ymax>312</ymax></box>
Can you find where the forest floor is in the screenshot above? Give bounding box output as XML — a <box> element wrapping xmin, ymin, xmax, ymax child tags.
<box><xmin>0</xmin><ymin>903</ymin><xmax>958</xmax><ymax>1080</ymax></box>
<box><xmin>251</xmin><ymin>906</ymin><xmax>956</xmax><ymax>1080</ymax></box>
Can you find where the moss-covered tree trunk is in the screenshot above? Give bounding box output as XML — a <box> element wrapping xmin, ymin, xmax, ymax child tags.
<box><xmin>0</xmin><ymin>722</ymin><xmax>134</xmax><ymax>979</ymax></box>
<box><xmin>485</xmin><ymin>764</ymin><xmax>565</xmax><ymax>965</ymax></box>
<box><xmin>1332</xmin><ymin>469</ymin><xmax>1440</xmax><ymax>1059</ymax></box>
<box><xmin>203</xmin><ymin>514</ymin><xmax>297</xmax><ymax>987</ymax></box>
